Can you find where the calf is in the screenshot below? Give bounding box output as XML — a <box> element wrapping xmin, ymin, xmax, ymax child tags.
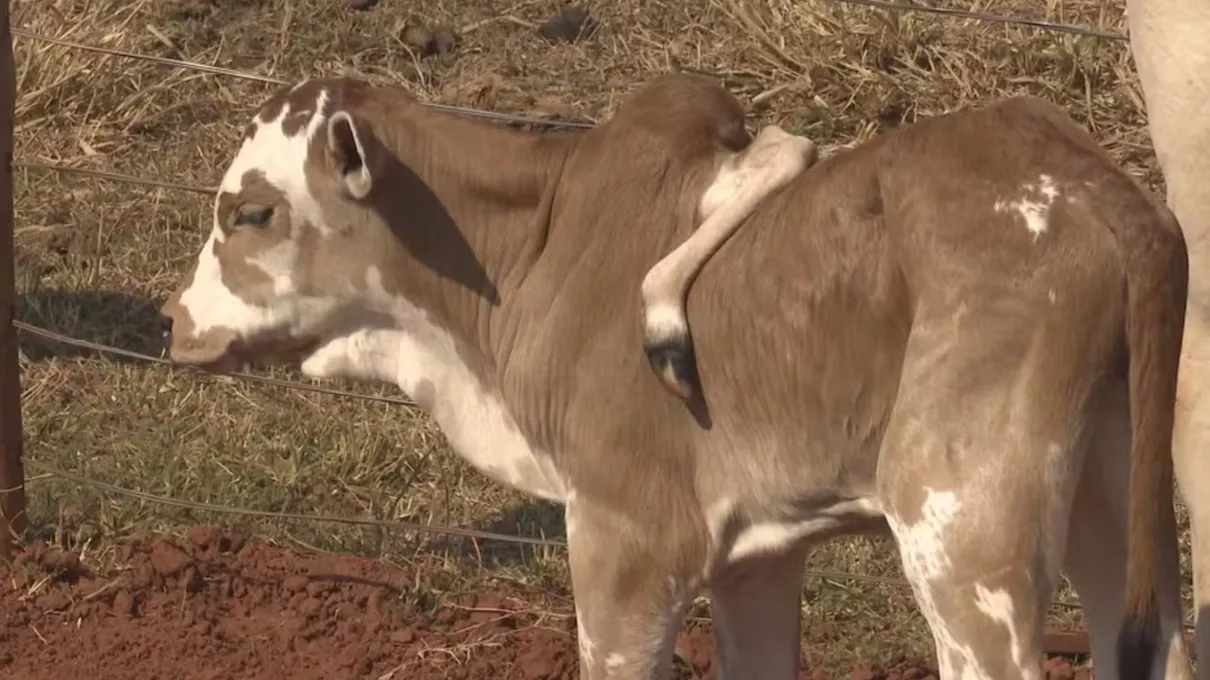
<box><xmin>161</xmin><ymin>73</ymin><xmax>1192</xmax><ymax>680</ymax></box>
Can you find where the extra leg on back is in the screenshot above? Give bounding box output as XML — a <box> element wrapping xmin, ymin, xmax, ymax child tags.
<box><xmin>641</xmin><ymin>125</ymin><xmax>817</xmax><ymax>401</ymax></box>
<box><xmin>1062</xmin><ymin>380</ymin><xmax>1192</xmax><ymax>680</ymax></box>
<box><xmin>877</xmin><ymin>303</ymin><xmax>1105</xmax><ymax>680</ymax></box>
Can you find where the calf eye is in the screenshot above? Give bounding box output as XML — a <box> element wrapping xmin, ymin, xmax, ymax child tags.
<box><xmin>234</xmin><ymin>206</ymin><xmax>274</xmax><ymax>228</ymax></box>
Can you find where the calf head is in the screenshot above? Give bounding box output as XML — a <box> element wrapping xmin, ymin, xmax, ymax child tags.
<box><xmin>161</xmin><ymin>79</ymin><xmax>396</xmax><ymax>372</ymax></box>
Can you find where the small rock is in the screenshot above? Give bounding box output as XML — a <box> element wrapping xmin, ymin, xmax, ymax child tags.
<box><xmin>402</xmin><ymin>24</ymin><xmax>433</xmax><ymax>52</ymax></box>
<box><xmin>537</xmin><ymin>5</ymin><xmax>598</xmax><ymax>43</ymax></box>
<box><xmin>186</xmin><ymin>525</ymin><xmax>220</xmax><ymax>552</ymax></box>
<box><xmin>181</xmin><ymin>566</ymin><xmax>205</xmax><ymax>594</ymax></box>
<box><xmin>430</xmin><ymin>25</ymin><xmax>459</xmax><ymax>56</ymax></box>
<box><xmin>224</xmin><ymin>532</ymin><xmax>246</xmax><ymax>554</ymax></box>
<box><xmin>112</xmin><ymin>590</ymin><xmax>136</xmax><ymax>618</ymax></box>
<box><xmin>402</xmin><ymin>22</ymin><xmax>459</xmax><ymax>58</ymax></box>
<box><xmin>389</xmin><ymin>628</ymin><xmax>416</xmax><ymax>644</ymax></box>
<box><xmin>348</xmin><ymin>0</ymin><xmax>378</xmax><ymax>9</ymax></box>
<box><xmin>149</xmin><ymin>540</ymin><xmax>191</xmax><ymax>577</ymax></box>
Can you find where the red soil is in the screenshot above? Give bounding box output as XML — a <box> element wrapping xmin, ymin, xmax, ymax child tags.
<box><xmin>0</xmin><ymin>526</ymin><xmax>1091</xmax><ymax>680</ymax></box>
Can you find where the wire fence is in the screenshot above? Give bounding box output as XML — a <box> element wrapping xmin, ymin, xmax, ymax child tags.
<box><xmin>7</xmin><ymin>1</ymin><xmax>1132</xmax><ymax>603</ymax></box>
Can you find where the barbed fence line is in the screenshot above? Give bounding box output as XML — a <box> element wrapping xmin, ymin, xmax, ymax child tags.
<box><xmin>6</xmin><ymin>2</ymin><xmax>1129</xmax><ymax>603</ymax></box>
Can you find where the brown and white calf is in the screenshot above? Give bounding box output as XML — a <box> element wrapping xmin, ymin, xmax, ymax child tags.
<box><xmin>161</xmin><ymin>73</ymin><xmax>1191</xmax><ymax>680</ymax></box>
<box><xmin>1127</xmin><ymin>2</ymin><xmax>1210</xmax><ymax>678</ymax></box>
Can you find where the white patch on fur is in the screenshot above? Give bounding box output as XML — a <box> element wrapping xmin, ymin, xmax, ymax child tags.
<box><xmin>973</xmin><ymin>584</ymin><xmax>1036</xmax><ymax>680</ymax></box>
<box><xmin>887</xmin><ymin>488</ymin><xmax>996</xmax><ymax>680</ymax></box>
<box><xmin>994</xmin><ymin>174</ymin><xmax>1061</xmax><ymax>240</ymax></box>
<box><xmin>299</xmin><ymin>267</ymin><xmax>569</xmax><ymax>502</ymax></box>
<box><xmin>641</xmin><ymin>125</ymin><xmax>816</xmax><ymax>349</ymax></box>
<box><xmin>173</xmin><ymin>81</ymin><xmax>343</xmax><ymax>345</ymax></box>
<box><xmin>175</xmin><ymin>229</ymin><xmax>341</xmax><ymax>341</ymax></box>
<box><xmin>576</xmin><ymin>607</ymin><xmax>596</xmax><ymax>670</ymax></box>
<box><xmin>703</xmin><ymin>496</ymin><xmax>882</xmax><ymax>570</ymax></box>
<box><xmin>604</xmin><ymin>653</ymin><xmax>627</xmax><ymax>674</ymax></box>
<box><xmin>219</xmin><ymin>80</ymin><xmax>328</xmax><ymax>234</ymax></box>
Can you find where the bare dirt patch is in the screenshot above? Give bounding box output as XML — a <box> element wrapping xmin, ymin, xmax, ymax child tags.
<box><xmin>2</xmin><ymin>528</ymin><xmax>1100</xmax><ymax>680</ymax></box>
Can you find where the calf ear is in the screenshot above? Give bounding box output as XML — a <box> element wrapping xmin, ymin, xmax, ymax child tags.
<box><xmin>326</xmin><ymin>111</ymin><xmax>374</xmax><ymax>200</ymax></box>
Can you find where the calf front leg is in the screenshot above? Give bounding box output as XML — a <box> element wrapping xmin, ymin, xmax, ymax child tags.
<box><xmin>710</xmin><ymin>548</ymin><xmax>809</xmax><ymax>680</ymax></box>
<box><xmin>566</xmin><ymin>497</ymin><xmax>695</xmax><ymax>680</ymax></box>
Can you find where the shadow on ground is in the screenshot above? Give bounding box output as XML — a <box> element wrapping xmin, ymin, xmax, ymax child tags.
<box><xmin>15</xmin><ymin>288</ymin><xmax>166</xmax><ymax>363</ymax></box>
<box><xmin>425</xmin><ymin>498</ymin><xmax>568</xmax><ymax>568</ymax></box>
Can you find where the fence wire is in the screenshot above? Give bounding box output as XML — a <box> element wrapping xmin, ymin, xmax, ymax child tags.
<box><xmin>5</xmin><ymin>2</ymin><xmax>1129</xmax><ymax>604</ymax></box>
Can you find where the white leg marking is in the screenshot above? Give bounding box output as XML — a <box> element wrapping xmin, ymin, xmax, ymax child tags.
<box><xmin>887</xmin><ymin>488</ymin><xmax>990</xmax><ymax>679</ymax></box>
<box><xmin>973</xmin><ymin>585</ymin><xmax>1035</xmax><ymax>679</ymax></box>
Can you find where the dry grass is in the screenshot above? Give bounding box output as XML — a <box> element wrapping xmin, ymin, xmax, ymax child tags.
<box><xmin>7</xmin><ymin>0</ymin><xmax>1188</xmax><ymax>672</ymax></box>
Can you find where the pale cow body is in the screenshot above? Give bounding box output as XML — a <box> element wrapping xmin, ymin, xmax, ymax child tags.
<box><xmin>162</xmin><ymin>74</ymin><xmax>1191</xmax><ymax>680</ymax></box>
<box><xmin>1127</xmin><ymin>2</ymin><xmax>1210</xmax><ymax>678</ymax></box>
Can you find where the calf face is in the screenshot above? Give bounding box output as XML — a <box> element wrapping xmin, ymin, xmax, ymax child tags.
<box><xmin>161</xmin><ymin>82</ymin><xmax>387</xmax><ymax>370</ymax></box>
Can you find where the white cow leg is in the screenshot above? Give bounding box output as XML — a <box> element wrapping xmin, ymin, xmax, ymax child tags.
<box><xmin>1127</xmin><ymin>1</ymin><xmax>1210</xmax><ymax>675</ymax></box>
<box><xmin>565</xmin><ymin>498</ymin><xmax>693</xmax><ymax>680</ymax></box>
<box><xmin>709</xmin><ymin>548</ymin><xmax>809</xmax><ymax>680</ymax></box>
<box><xmin>1061</xmin><ymin>382</ymin><xmax>1192</xmax><ymax>680</ymax></box>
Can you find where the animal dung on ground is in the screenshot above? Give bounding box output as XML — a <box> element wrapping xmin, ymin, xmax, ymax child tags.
<box><xmin>537</xmin><ymin>5</ymin><xmax>598</xmax><ymax>43</ymax></box>
<box><xmin>402</xmin><ymin>22</ymin><xmax>459</xmax><ymax>58</ymax></box>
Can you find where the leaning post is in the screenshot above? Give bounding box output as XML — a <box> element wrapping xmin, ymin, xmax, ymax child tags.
<box><xmin>0</xmin><ymin>0</ymin><xmax>26</xmax><ymax>560</ymax></box>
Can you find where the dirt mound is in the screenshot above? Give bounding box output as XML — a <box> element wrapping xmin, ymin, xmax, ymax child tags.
<box><xmin>0</xmin><ymin>526</ymin><xmax>1086</xmax><ymax>680</ymax></box>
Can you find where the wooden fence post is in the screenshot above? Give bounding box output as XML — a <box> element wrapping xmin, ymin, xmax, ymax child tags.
<box><xmin>0</xmin><ymin>0</ymin><xmax>26</xmax><ymax>560</ymax></box>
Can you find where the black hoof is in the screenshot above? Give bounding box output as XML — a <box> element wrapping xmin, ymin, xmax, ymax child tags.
<box><xmin>643</xmin><ymin>335</ymin><xmax>700</xmax><ymax>401</ymax></box>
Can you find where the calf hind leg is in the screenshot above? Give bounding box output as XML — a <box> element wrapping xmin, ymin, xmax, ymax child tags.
<box><xmin>1061</xmin><ymin>382</ymin><xmax>1192</xmax><ymax>680</ymax></box>
<box><xmin>877</xmin><ymin>323</ymin><xmax>1097</xmax><ymax>679</ymax></box>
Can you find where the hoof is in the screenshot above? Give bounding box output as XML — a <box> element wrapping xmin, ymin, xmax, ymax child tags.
<box><xmin>643</xmin><ymin>335</ymin><xmax>699</xmax><ymax>401</ymax></box>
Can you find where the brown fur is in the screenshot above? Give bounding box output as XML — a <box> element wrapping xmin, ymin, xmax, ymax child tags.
<box><xmin>162</xmin><ymin>74</ymin><xmax>1188</xmax><ymax>679</ymax></box>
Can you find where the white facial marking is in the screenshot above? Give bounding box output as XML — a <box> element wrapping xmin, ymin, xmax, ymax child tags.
<box><xmin>994</xmin><ymin>174</ymin><xmax>1060</xmax><ymax>240</ymax></box>
<box><xmin>174</xmin><ymin>81</ymin><xmax>339</xmax><ymax>345</ymax></box>
<box><xmin>219</xmin><ymin>82</ymin><xmax>328</xmax><ymax>234</ymax></box>
<box><xmin>300</xmin><ymin>267</ymin><xmax>568</xmax><ymax>502</ymax></box>
<box><xmin>177</xmin><ymin>231</ymin><xmax>272</xmax><ymax>336</ymax></box>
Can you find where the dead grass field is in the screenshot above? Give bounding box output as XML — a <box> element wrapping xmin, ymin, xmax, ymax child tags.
<box><xmin>7</xmin><ymin>0</ymin><xmax>1191</xmax><ymax>673</ymax></box>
